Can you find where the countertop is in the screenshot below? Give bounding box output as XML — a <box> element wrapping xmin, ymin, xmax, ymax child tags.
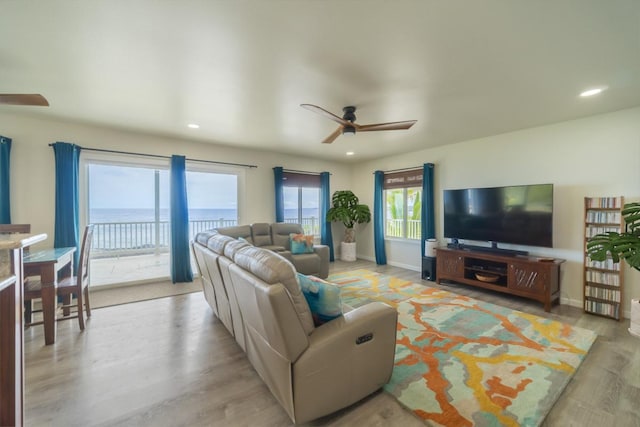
<box><xmin>0</xmin><ymin>233</ymin><xmax>47</xmax><ymax>250</ymax></box>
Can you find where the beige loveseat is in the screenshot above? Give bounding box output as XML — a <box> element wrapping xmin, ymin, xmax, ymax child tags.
<box><xmin>215</xmin><ymin>222</ymin><xmax>330</xmax><ymax>278</ymax></box>
<box><xmin>191</xmin><ymin>231</ymin><xmax>398</xmax><ymax>424</ymax></box>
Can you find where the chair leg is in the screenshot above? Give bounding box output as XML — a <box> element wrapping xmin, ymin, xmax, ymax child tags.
<box><xmin>76</xmin><ymin>291</ymin><xmax>85</xmax><ymax>330</ymax></box>
<box><xmin>24</xmin><ymin>300</ymin><xmax>32</xmax><ymax>325</ymax></box>
<box><xmin>84</xmin><ymin>287</ymin><xmax>91</xmax><ymax>318</ymax></box>
<box><xmin>62</xmin><ymin>294</ymin><xmax>72</xmax><ymax>316</ymax></box>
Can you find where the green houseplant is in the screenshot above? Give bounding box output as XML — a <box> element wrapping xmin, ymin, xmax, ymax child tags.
<box><xmin>587</xmin><ymin>202</ymin><xmax>640</xmax><ymax>271</ymax></box>
<box><xmin>326</xmin><ymin>190</ymin><xmax>371</xmax><ymax>261</ymax></box>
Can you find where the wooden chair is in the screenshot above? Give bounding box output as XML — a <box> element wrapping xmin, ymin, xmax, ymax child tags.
<box><xmin>24</xmin><ymin>225</ymin><xmax>95</xmax><ymax>330</ymax></box>
<box><xmin>0</xmin><ymin>224</ymin><xmax>31</xmax><ymax>233</ymax></box>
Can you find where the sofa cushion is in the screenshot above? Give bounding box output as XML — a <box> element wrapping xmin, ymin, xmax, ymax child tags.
<box><xmin>290</xmin><ymin>233</ymin><xmax>314</xmax><ymax>254</ymax></box>
<box><xmin>289</xmin><ymin>253</ymin><xmax>320</xmax><ymax>275</ymax></box>
<box><xmin>260</xmin><ymin>245</ymin><xmax>288</xmax><ymax>252</ymax></box>
<box><xmin>224</xmin><ymin>239</ymin><xmax>251</xmax><ymax>259</ymax></box>
<box><xmin>251</xmin><ymin>222</ymin><xmax>273</xmax><ymax>247</ymax></box>
<box><xmin>196</xmin><ymin>230</ymin><xmax>218</xmax><ymax>246</ymax></box>
<box><xmin>206</xmin><ymin>233</ymin><xmax>237</xmax><ymax>255</ymax></box>
<box><xmin>233</xmin><ymin>246</ymin><xmax>315</xmax><ymax>335</ymax></box>
<box><xmin>296</xmin><ymin>273</ymin><xmax>342</xmax><ymax>326</ymax></box>
<box><xmin>271</xmin><ymin>222</ymin><xmax>304</xmax><ymax>250</ymax></box>
<box><xmin>217</xmin><ymin>225</ymin><xmax>254</xmax><ymax>244</ymax></box>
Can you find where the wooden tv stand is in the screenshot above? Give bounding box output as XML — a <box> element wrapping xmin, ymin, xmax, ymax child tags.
<box><xmin>435</xmin><ymin>247</ymin><xmax>564</xmax><ymax>312</ymax></box>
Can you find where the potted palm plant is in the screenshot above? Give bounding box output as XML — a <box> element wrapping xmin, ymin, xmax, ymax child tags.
<box><xmin>587</xmin><ymin>202</ymin><xmax>640</xmax><ymax>270</ymax></box>
<box><xmin>326</xmin><ymin>190</ymin><xmax>371</xmax><ymax>261</ymax></box>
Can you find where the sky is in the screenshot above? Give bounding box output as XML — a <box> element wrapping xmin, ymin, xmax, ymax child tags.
<box><xmin>88</xmin><ymin>164</ymin><xmax>238</xmax><ymax>210</ymax></box>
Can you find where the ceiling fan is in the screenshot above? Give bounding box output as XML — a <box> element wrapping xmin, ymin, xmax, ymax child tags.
<box><xmin>300</xmin><ymin>104</ymin><xmax>416</xmax><ymax>144</ymax></box>
<box><xmin>0</xmin><ymin>94</ymin><xmax>49</xmax><ymax>107</ymax></box>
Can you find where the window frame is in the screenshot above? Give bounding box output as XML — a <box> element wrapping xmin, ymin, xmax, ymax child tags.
<box><xmin>282</xmin><ymin>171</ymin><xmax>322</xmax><ymax>237</ymax></box>
<box><xmin>383</xmin><ymin>169</ymin><xmax>423</xmax><ymax>241</ymax></box>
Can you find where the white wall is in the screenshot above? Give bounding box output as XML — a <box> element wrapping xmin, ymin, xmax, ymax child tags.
<box><xmin>0</xmin><ymin>112</ymin><xmax>352</xmax><ymax>251</ymax></box>
<box><xmin>350</xmin><ymin>107</ymin><xmax>640</xmax><ymax>317</ymax></box>
<box><xmin>3</xmin><ymin>107</ymin><xmax>639</xmax><ymax>317</ymax></box>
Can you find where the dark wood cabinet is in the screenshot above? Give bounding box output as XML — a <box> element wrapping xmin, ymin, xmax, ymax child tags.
<box><xmin>435</xmin><ymin>247</ymin><xmax>564</xmax><ymax>312</ymax></box>
<box><xmin>436</xmin><ymin>250</ymin><xmax>464</xmax><ymax>279</ymax></box>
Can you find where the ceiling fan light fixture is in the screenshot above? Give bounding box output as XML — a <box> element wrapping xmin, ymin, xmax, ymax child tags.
<box><xmin>342</xmin><ymin>125</ymin><xmax>356</xmax><ymax>136</ymax></box>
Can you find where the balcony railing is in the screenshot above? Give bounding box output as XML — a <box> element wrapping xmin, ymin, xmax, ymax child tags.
<box><xmin>91</xmin><ymin>219</ymin><xmax>237</xmax><ymax>257</ymax></box>
<box><xmin>385</xmin><ymin>219</ymin><xmax>421</xmax><ymax>240</ymax></box>
<box><xmin>91</xmin><ymin>217</ymin><xmax>321</xmax><ymax>257</ymax></box>
<box><xmin>283</xmin><ymin>217</ymin><xmax>320</xmax><ymax>236</ymax></box>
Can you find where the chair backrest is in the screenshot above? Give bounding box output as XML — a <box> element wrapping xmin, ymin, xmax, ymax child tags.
<box><xmin>77</xmin><ymin>225</ymin><xmax>95</xmax><ymax>287</ymax></box>
<box><xmin>271</xmin><ymin>222</ymin><xmax>304</xmax><ymax>250</ymax></box>
<box><xmin>0</xmin><ymin>224</ymin><xmax>31</xmax><ymax>233</ymax></box>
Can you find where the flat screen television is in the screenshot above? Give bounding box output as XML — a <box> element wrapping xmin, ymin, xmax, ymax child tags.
<box><xmin>443</xmin><ymin>183</ymin><xmax>553</xmax><ymax>249</ymax></box>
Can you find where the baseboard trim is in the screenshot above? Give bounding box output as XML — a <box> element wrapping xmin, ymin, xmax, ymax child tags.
<box><xmin>356</xmin><ymin>254</ymin><xmax>421</xmax><ymax>272</ymax></box>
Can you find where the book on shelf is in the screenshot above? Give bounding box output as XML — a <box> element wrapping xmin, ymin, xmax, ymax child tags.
<box><xmin>586</xmin><ymin>197</ymin><xmax>622</xmax><ymax>209</ymax></box>
<box><xmin>585</xmin><ymin>285</ymin><xmax>621</xmax><ymax>302</ymax></box>
<box><xmin>585</xmin><ymin>257</ymin><xmax>621</xmax><ymax>271</ymax></box>
<box><xmin>584</xmin><ymin>300</ymin><xmax>619</xmax><ymax>318</ymax></box>
<box><xmin>583</xmin><ymin>196</ymin><xmax>624</xmax><ymax>320</ymax></box>
<box><xmin>585</xmin><ymin>211</ymin><xmax>622</xmax><ymax>224</ymax></box>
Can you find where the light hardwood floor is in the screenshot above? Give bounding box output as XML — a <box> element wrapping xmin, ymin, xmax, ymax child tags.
<box><xmin>24</xmin><ymin>260</ymin><xmax>640</xmax><ymax>427</ymax></box>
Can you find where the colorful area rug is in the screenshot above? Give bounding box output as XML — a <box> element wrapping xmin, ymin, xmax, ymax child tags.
<box><xmin>327</xmin><ymin>269</ymin><xmax>597</xmax><ymax>427</ymax></box>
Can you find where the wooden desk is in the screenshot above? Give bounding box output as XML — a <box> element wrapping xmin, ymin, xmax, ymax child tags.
<box><xmin>23</xmin><ymin>247</ymin><xmax>76</xmax><ymax>346</ymax></box>
<box><xmin>0</xmin><ymin>232</ymin><xmax>46</xmax><ymax>427</ymax></box>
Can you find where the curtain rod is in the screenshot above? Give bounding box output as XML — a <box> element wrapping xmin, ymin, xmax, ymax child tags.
<box><xmin>283</xmin><ymin>169</ymin><xmax>330</xmax><ymax>175</ymax></box>
<box><xmin>373</xmin><ymin>166</ymin><xmax>422</xmax><ymax>174</ymax></box>
<box><xmin>48</xmin><ymin>145</ymin><xmax>258</xmax><ymax>169</ymax></box>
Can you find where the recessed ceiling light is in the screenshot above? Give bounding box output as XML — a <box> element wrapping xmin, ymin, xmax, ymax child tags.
<box><xmin>580</xmin><ymin>87</ymin><xmax>606</xmax><ymax>97</ymax></box>
<box><xmin>346</xmin><ymin>151</ymin><xmax>355</xmax><ymax>156</ymax></box>
<box><xmin>187</xmin><ymin>123</ymin><xmax>200</xmax><ymax>129</ymax></box>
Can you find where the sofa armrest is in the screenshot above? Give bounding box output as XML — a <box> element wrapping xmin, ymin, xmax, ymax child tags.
<box><xmin>291</xmin><ymin>302</ymin><xmax>397</xmax><ymax>423</ymax></box>
<box><xmin>312</xmin><ymin>244</ymin><xmax>330</xmax><ymax>278</ymax></box>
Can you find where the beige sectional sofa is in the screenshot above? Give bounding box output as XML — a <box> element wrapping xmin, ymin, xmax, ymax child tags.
<box><xmin>215</xmin><ymin>222</ymin><xmax>330</xmax><ymax>278</ymax></box>
<box><xmin>191</xmin><ymin>231</ymin><xmax>398</xmax><ymax>424</ymax></box>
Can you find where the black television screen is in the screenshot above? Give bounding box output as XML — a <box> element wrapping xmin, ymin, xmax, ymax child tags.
<box><xmin>443</xmin><ymin>184</ymin><xmax>553</xmax><ymax>248</ymax></box>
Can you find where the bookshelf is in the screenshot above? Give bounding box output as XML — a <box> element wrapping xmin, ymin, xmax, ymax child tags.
<box><xmin>583</xmin><ymin>196</ymin><xmax>624</xmax><ymax>320</ymax></box>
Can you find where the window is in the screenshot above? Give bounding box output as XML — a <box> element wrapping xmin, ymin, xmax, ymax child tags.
<box><xmin>283</xmin><ymin>171</ymin><xmax>321</xmax><ymax>236</ymax></box>
<box><xmin>384</xmin><ymin>169</ymin><xmax>422</xmax><ymax>240</ymax></box>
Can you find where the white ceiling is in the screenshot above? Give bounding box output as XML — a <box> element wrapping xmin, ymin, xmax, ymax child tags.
<box><xmin>1</xmin><ymin>0</ymin><xmax>639</xmax><ymax>162</ymax></box>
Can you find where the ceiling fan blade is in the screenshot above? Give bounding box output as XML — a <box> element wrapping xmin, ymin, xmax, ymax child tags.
<box><xmin>322</xmin><ymin>127</ymin><xmax>343</xmax><ymax>144</ymax></box>
<box><xmin>0</xmin><ymin>94</ymin><xmax>49</xmax><ymax>106</ymax></box>
<box><xmin>300</xmin><ymin>104</ymin><xmax>349</xmax><ymax>126</ymax></box>
<box><xmin>356</xmin><ymin>120</ymin><xmax>417</xmax><ymax>132</ymax></box>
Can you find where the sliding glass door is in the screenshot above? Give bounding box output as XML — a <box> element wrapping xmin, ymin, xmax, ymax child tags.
<box><xmin>87</xmin><ymin>161</ymin><xmax>170</xmax><ymax>286</ymax></box>
<box><xmin>82</xmin><ymin>154</ymin><xmax>243</xmax><ymax>287</ymax></box>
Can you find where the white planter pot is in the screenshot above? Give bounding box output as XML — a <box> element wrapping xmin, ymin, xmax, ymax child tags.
<box><xmin>340</xmin><ymin>242</ymin><xmax>357</xmax><ymax>262</ymax></box>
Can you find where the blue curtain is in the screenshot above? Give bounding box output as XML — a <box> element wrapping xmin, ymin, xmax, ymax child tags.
<box><xmin>320</xmin><ymin>172</ymin><xmax>335</xmax><ymax>261</ymax></box>
<box><xmin>374</xmin><ymin>170</ymin><xmax>387</xmax><ymax>265</ymax></box>
<box><xmin>52</xmin><ymin>142</ymin><xmax>81</xmax><ymax>267</ymax></box>
<box><xmin>421</xmin><ymin>163</ymin><xmax>436</xmax><ymax>257</ymax></box>
<box><xmin>0</xmin><ymin>136</ymin><xmax>12</xmax><ymax>223</ymax></box>
<box><xmin>170</xmin><ymin>155</ymin><xmax>193</xmax><ymax>283</ymax></box>
<box><xmin>273</xmin><ymin>166</ymin><xmax>284</xmax><ymax>222</ymax></box>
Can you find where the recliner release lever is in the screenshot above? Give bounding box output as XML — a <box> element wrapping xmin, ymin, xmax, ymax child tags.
<box><xmin>356</xmin><ymin>333</ymin><xmax>373</xmax><ymax>345</ymax></box>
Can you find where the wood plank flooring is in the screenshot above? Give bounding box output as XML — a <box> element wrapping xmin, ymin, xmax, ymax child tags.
<box><xmin>24</xmin><ymin>260</ymin><xmax>640</xmax><ymax>427</ymax></box>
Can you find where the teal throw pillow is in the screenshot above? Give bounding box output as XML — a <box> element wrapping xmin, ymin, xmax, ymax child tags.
<box><xmin>290</xmin><ymin>233</ymin><xmax>314</xmax><ymax>254</ymax></box>
<box><xmin>296</xmin><ymin>273</ymin><xmax>342</xmax><ymax>326</ymax></box>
